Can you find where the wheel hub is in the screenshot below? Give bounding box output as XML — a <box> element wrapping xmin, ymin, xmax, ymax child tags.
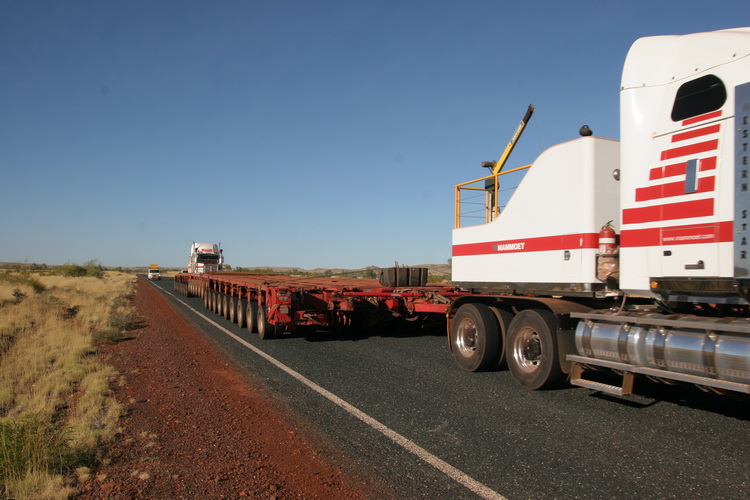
<box><xmin>513</xmin><ymin>327</ymin><xmax>542</xmax><ymax>373</ymax></box>
<box><xmin>455</xmin><ymin>318</ymin><xmax>478</xmax><ymax>358</ymax></box>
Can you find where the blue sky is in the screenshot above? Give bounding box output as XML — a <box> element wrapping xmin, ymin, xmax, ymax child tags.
<box><xmin>2</xmin><ymin>1</ymin><xmax>748</xmax><ymax>269</ymax></box>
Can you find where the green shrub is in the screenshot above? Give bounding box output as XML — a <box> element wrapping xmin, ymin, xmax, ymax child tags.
<box><xmin>54</xmin><ymin>260</ymin><xmax>105</xmax><ymax>279</ymax></box>
<box><xmin>0</xmin><ymin>415</ymin><xmax>78</xmax><ymax>489</ymax></box>
<box><xmin>56</xmin><ymin>265</ymin><xmax>87</xmax><ymax>278</ymax></box>
<box><xmin>110</xmin><ymin>294</ymin><xmax>131</xmax><ymax>310</ymax></box>
<box><xmin>27</xmin><ymin>278</ymin><xmax>47</xmax><ymax>294</ymax></box>
<box><xmin>11</xmin><ymin>289</ymin><xmax>26</xmax><ymax>304</ymax></box>
<box><xmin>108</xmin><ymin>310</ymin><xmax>138</xmax><ymax>331</ymax></box>
<box><xmin>85</xmin><ymin>267</ymin><xmax>104</xmax><ymax>279</ymax></box>
<box><xmin>0</xmin><ymin>333</ymin><xmax>16</xmax><ymax>357</ymax></box>
<box><xmin>92</xmin><ymin>328</ymin><xmax>130</xmax><ymax>345</ymax></box>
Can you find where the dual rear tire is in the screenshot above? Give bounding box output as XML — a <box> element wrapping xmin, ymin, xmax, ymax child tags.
<box><xmin>451</xmin><ymin>303</ymin><xmax>502</xmax><ymax>372</ymax></box>
<box><xmin>506</xmin><ymin>309</ymin><xmax>562</xmax><ymax>390</ymax></box>
<box><xmin>450</xmin><ymin>303</ymin><xmax>562</xmax><ymax>390</ymax></box>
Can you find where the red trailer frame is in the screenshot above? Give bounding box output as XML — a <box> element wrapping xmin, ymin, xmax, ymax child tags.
<box><xmin>174</xmin><ymin>272</ymin><xmax>471</xmax><ymax>339</ymax></box>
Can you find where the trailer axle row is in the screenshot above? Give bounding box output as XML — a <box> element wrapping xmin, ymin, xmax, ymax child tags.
<box><xmin>174</xmin><ymin>272</ymin><xmax>470</xmax><ymax>339</ymax></box>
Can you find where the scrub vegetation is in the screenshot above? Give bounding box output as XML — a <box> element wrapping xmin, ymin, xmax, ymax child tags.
<box><xmin>0</xmin><ymin>265</ymin><xmax>136</xmax><ymax>499</ymax></box>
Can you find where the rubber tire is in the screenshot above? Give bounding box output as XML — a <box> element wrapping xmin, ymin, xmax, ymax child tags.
<box><xmin>450</xmin><ymin>303</ymin><xmax>501</xmax><ymax>372</ymax></box>
<box><xmin>228</xmin><ymin>296</ymin><xmax>237</xmax><ymax>323</ymax></box>
<box><xmin>224</xmin><ymin>295</ymin><xmax>232</xmax><ymax>319</ymax></box>
<box><xmin>506</xmin><ymin>309</ymin><xmax>563</xmax><ymax>390</ymax></box>
<box><xmin>236</xmin><ymin>299</ymin><xmax>247</xmax><ymax>328</ymax></box>
<box><xmin>246</xmin><ymin>301</ymin><xmax>259</xmax><ymax>334</ymax></box>
<box><xmin>257</xmin><ymin>305</ymin><xmax>277</xmax><ymax>340</ymax></box>
<box><xmin>489</xmin><ymin>307</ymin><xmax>513</xmax><ymax>370</ymax></box>
<box><xmin>203</xmin><ymin>290</ymin><xmax>210</xmax><ymax>309</ymax></box>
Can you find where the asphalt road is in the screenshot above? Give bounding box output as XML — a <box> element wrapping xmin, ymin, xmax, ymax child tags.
<box><xmin>149</xmin><ymin>277</ymin><xmax>750</xmax><ymax>500</ymax></box>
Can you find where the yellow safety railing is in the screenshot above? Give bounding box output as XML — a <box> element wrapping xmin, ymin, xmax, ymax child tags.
<box><xmin>454</xmin><ymin>164</ymin><xmax>531</xmax><ymax>228</ymax></box>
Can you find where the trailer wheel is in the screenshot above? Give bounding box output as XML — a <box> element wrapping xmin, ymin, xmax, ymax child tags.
<box><xmin>257</xmin><ymin>305</ymin><xmax>278</xmax><ymax>340</ymax></box>
<box><xmin>246</xmin><ymin>301</ymin><xmax>259</xmax><ymax>333</ymax></box>
<box><xmin>224</xmin><ymin>295</ymin><xmax>232</xmax><ymax>319</ymax></box>
<box><xmin>506</xmin><ymin>309</ymin><xmax>562</xmax><ymax>390</ymax></box>
<box><xmin>203</xmin><ymin>290</ymin><xmax>210</xmax><ymax>309</ymax></box>
<box><xmin>451</xmin><ymin>303</ymin><xmax>501</xmax><ymax>372</ymax></box>
<box><xmin>228</xmin><ymin>296</ymin><xmax>237</xmax><ymax>323</ymax></box>
<box><xmin>236</xmin><ymin>299</ymin><xmax>247</xmax><ymax>328</ymax></box>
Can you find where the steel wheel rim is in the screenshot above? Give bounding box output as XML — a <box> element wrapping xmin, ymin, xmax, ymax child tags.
<box><xmin>512</xmin><ymin>326</ymin><xmax>542</xmax><ymax>374</ymax></box>
<box><xmin>455</xmin><ymin>318</ymin><xmax>478</xmax><ymax>358</ymax></box>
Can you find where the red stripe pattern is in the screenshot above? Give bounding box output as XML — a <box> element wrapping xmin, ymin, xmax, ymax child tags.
<box><xmin>621</xmin><ymin>221</ymin><xmax>734</xmax><ymax>247</ymax></box>
<box><xmin>453</xmin><ymin>233</ymin><xmax>598</xmax><ymax>257</ymax></box>
<box><xmin>622</xmin><ymin>117</ymin><xmax>721</xmax><ymax>229</ymax></box>
<box><xmin>682</xmin><ymin>110</ymin><xmax>722</xmax><ymax>126</ymax></box>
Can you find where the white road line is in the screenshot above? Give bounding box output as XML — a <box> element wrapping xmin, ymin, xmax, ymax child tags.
<box><xmin>158</xmin><ymin>283</ymin><xmax>507</xmax><ymax>500</ymax></box>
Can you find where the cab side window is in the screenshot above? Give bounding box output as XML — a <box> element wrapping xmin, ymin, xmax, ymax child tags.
<box><xmin>671</xmin><ymin>74</ymin><xmax>727</xmax><ymax>122</ymax></box>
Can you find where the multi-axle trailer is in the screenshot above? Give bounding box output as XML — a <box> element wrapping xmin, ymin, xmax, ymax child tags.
<box><xmin>174</xmin><ymin>271</ymin><xmax>470</xmax><ymax>339</ymax></box>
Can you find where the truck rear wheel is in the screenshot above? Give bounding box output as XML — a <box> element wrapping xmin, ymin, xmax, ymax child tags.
<box><xmin>507</xmin><ymin>309</ymin><xmax>562</xmax><ymax>390</ymax></box>
<box><xmin>450</xmin><ymin>303</ymin><xmax>501</xmax><ymax>372</ymax></box>
<box><xmin>489</xmin><ymin>307</ymin><xmax>512</xmax><ymax>370</ymax></box>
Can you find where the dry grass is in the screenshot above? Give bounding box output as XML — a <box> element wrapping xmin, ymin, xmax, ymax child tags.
<box><xmin>0</xmin><ymin>270</ymin><xmax>135</xmax><ymax>498</ymax></box>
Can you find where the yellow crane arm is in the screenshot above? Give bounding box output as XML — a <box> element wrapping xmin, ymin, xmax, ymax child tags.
<box><xmin>492</xmin><ymin>104</ymin><xmax>534</xmax><ymax>175</ymax></box>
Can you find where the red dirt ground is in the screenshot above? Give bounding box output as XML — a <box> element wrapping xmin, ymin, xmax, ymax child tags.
<box><xmin>75</xmin><ymin>278</ymin><xmax>372</xmax><ymax>499</ymax></box>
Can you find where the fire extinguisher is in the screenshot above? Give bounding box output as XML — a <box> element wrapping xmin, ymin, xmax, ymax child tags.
<box><xmin>598</xmin><ymin>221</ymin><xmax>617</xmax><ymax>255</ymax></box>
<box><xmin>597</xmin><ymin>221</ymin><xmax>619</xmax><ymax>283</ymax></box>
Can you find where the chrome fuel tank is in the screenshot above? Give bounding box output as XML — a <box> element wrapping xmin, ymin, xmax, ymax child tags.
<box><xmin>575</xmin><ymin>314</ymin><xmax>750</xmax><ymax>384</ymax></box>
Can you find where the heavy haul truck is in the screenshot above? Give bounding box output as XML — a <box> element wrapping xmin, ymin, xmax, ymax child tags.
<box><xmin>187</xmin><ymin>242</ymin><xmax>223</xmax><ymax>274</ymax></box>
<box><xmin>174</xmin><ymin>27</ymin><xmax>750</xmax><ymax>398</ymax></box>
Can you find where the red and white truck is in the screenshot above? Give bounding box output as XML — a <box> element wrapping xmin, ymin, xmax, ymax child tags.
<box><xmin>175</xmin><ymin>27</ymin><xmax>750</xmax><ymax>398</ymax></box>
<box><xmin>187</xmin><ymin>243</ymin><xmax>223</xmax><ymax>274</ymax></box>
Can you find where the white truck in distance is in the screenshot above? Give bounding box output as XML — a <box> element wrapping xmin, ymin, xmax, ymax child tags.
<box><xmin>188</xmin><ymin>243</ymin><xmax>223</xmax><ymax>274</ymax></box>
<box><xmin>147</xmin><ymin>265</ymin><xmax>161</xmax><ymax>280</ymax></box>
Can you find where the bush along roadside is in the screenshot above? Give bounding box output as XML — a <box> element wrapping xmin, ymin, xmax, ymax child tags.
<box><xmin>0</xmin><ymin>270</ymin><xmax>136</xmax><ymax>499</ymax></box>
